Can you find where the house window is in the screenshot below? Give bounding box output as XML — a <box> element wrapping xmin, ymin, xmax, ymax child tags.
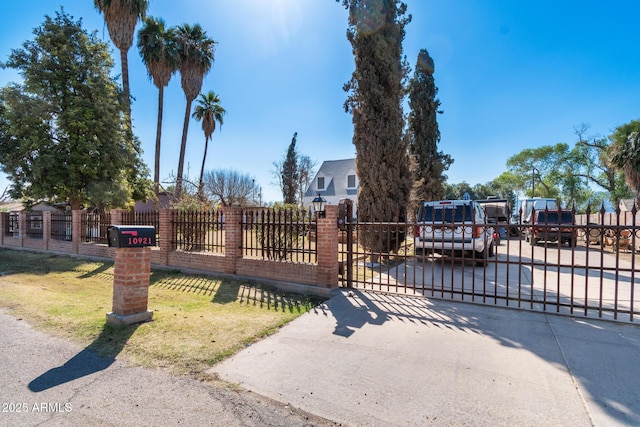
<box><xmin>347</xmin><ymin>174</ymin><xmax>356</xmax><ymax>189</ymax></box>
<box><xmin>317</xmin><ymin>176</ymin><xmax>325</xmax><ymax>190</ymax></box>
<box><xmin>7</xmin><ymin>213</ymin><xmax>18</xmax><ymax>233</ymax></box>
<box><xmin>30</xmin><ymin>215</ymin><xmax>43</xmax><ymax>230</ymax></box>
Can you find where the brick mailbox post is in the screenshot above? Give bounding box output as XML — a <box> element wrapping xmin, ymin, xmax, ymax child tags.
<box><xmin>106</xmin><ymin>225</ymin><xmax>156</xmax><ymax>326</ymax></box>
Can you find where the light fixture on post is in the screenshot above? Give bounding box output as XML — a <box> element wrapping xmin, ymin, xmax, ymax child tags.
<box><xmin>312</xmin><ymin>193</ymin><xmax>326</xmax><ymax>219</ymax></box>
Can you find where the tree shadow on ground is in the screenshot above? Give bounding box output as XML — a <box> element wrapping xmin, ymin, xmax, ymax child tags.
<box><xmin>28</xmin><ymin>322</ymin><xmax>138</xmax><ymax>392</ymax></box>
<box><xmin>327</xmin><ymin>288</ymin><xmax>640</xmax><ymax>426</ymax></box>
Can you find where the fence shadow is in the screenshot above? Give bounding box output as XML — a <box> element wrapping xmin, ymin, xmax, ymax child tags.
<box><xmin>325</xmin><ymin>289</ymin><xmax>640</xmax><ymax>426</ymax></box>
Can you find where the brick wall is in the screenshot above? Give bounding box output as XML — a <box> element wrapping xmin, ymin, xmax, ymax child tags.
<box><xmin>0</xmin><ymin>206</ymin><xmax>339</xmax><ymax>296</ymax></box>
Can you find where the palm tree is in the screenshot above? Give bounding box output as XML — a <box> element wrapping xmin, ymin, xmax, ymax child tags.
<box><xmin>137</xmin><ymin>16</ymin><xmax>178</xmax><ymax>201</ymax></box>
<box><xmin>610</xmin><ymin>121</ymin><xmax>640</xmax><ymax>205</ymax></box>
<box><xmin>94</xmin><ymin>0</ymin><xmax>148</xmax><ymax>132</ymax></box>
<box><xmin>174</xmin><ymin>24</ymin><xmax>216</xmax><ymax>198</ymax></box>
<box><xmin>192</xmin><ymin>91</ymin><xmax>226</xmax><ymax>196</ymax></box>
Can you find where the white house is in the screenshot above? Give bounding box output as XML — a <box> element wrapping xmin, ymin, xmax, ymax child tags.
<box><xmin>619</xmin><ymin>199</ymin><xmax>638</xmax><ymax>212</ymax></box>
<box><xmin>303</xmin><ymin>158</ymin><xmax>358</xmax><ymax>212</ymax></box>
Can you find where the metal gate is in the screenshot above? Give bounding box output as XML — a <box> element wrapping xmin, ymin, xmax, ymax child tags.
<box><xmin>339</xmin><ymin>205</ymin><xmax>640</xmax><ymax>324</ymax></box>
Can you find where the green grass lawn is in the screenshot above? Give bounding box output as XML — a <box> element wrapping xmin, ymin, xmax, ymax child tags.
<box><xmin>0</xmin><ymin>248</ymin><xmax>322</xmax><ymax>377</ymax></box>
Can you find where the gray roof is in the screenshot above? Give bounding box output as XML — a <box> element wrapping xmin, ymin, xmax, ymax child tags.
<box><xmin>619</xmin><ymin>199</ymin><xmax>638</xmax><ymax>212</ymax></box>
<box><xmin>304</xmin><ymin>158</ymin><xmax>357</xmax><ymax>198</ymax></box>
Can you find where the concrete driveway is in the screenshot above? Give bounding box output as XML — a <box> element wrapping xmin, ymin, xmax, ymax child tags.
<box><xmin>210</xmin><ymin>289</ymin><xmax>640</xmax><ymax>426</ymax></box>
<box><xmin>377</xmin><ymin>241</ymin><xmax>640</xmax><ymax>321</ymax></box>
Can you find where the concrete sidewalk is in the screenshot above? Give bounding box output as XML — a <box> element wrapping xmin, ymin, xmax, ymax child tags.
<box><xmin>210</xmin><ymin>289</ymin><xmax>640</xmax><ymax>426</ymax></box>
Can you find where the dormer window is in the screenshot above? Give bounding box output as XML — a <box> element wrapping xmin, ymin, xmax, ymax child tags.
<box><xmin>317</xmin><ymin>176</ymin><xmax>325</xmax><ymax>190</ymax></box>
<box><xmin>347</xmin><ymin>174</ymin><xmax>356</xmax><ymax>189</ymax></box>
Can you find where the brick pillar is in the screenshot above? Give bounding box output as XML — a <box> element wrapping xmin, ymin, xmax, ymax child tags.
<box><xmin>106</xmin><ymin>247</ymin><xmax>153</xmax><ymax>326</ymax></box>
<box><xmin>71</xmin><ymin>210</ymin><xmax>82</xmax><ymax>254</ymax></box>
<box><xmin>158</xmin><ymin>209</ymin><xmax>172</xmax><ymax>266</ymax></box>
<box><xmin>0</xmin><ymin>211</ymin><xmax>4</xmax><ymax>245</ymax></box>
<box><xmin>110</xmin><ymin>209</ymin><xmax>125</xmax><ymax>225</ymax></box>
<box><xmin>223</xmin><ymin>206</ymin><xmax>242</xmax><ymax>274</ymax></box>
<box><xmin>43</xmin><ymin>211</ymin><xmax>51</xmax><ymax>250</ymax></box>
<box><xmin>316</xmin><ymin>205</ymin><xmax>339</xmax><ymax>289</ymax></box>
<box><xmin>17</xmin><ymin>211</ymin><xmax>26</xmax><ymax>247</ymax></box>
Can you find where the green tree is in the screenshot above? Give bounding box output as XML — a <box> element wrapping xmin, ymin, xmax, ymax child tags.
<box><xmin>571</xmin><ymin>124</ymin><xmax>630</xmax><ymax>206</ymax></box>
<box><xmin>506</xmin><ymin>144</ymin><xmax>565</xmax><ymax>199</ymax></box>
<box><xmin>137</xmin><ymin>16</ymin><xmax>178</xmax><ymax>201</ymax></box>
<box><xmin>0</xmin><ymin>10</ymin><xmax>150</xmax><ymax>210</ymax></box>
<box><xmin>94</xmin><ymin>0</ymin><xmax>148</xmax><ymax>131</ymax></box>
<box><xmin>192</xmin><ymin>90</ymin><xmax>226</xmax><ymax>197</ymax></box>
<box><xmin>281</xmin><ymin>132</ymin><xmax>299</xmax><ymax>204</ymax></box>
<box><xmin>340</xmin><ymin>0</ymin><xmax>412</xmax><ymax>253</ymax></box>
<box><xmin>443</xmin><ymin>182</ymin><xmax>476</xmax><ymax>200</ymax></box>
<box><xmin>407</xmin><ymin>48</ymin><xmax>452</xmax><ymax>209</ymax></box>
<box><xmin>174</xmin><ymin>24</ymin><xmax>216</xmax><ymax>198</ymax></box>
<box><xmin>506</xmin><ymin>125</ymin><xmax>632</xmax><ymax>211</ymax></box>
<box><xmin>610</xmin><ymin>119</ymin><xmax>640</xmax><ymax>204</ymax></box>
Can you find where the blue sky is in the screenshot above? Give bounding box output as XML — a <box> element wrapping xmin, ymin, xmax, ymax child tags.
<box><xmin>1</xmin><ymin>1</ymin><xmax>639</xmax><ymax>204</ymax></box>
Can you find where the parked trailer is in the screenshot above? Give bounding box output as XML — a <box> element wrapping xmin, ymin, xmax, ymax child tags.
<box><xmin>476</xmin><ymin>198</ymin><xmax>510</xmax><ymax>241</ymax></box>
<box><xmin>510</xmin><ymin>198</ymin><xmax>558</xmax><ymax>236</ymax></box>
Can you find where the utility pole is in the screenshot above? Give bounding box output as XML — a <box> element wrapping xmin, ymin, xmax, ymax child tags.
<box><xmin>532</xmin><ymin>168</ymin><xmax>535</xmax><ymax>198</ymax></box>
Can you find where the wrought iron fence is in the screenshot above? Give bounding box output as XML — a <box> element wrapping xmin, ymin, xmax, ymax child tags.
<box><xmin>51</xmin><ymin>212</ymin><xmax>72</xmax><ymax>241</ymax></box>
<box><xmin>121</xmin><ymin>210</ymin><xmax>160</xmax><ymax>243</ymax></box>
<box><xmin>173</xmin><ymin>209</ymin><xmax>224</xmax><ymax>253</ymax></box>
<box><xmin>81</xmin><ymin>212</ymin><xmax>111</xmax><ymax>244</ymax></box>
<box><xmin>4</xmin><ymin>213</ymin><xmax>18</xmax><ymax>237</ymax></box>
<box><xmin>25</xmin><ymin>213</ymin><xmax>44</xmax><ymax>239</ymax></box>
<box><xmin>339</xmin><ymin>210</ymin><xmax>640</xmax><ymax>324</ymax></box>
<box><xmin>242</xmin><ymin>208</ymin><xmax>317</xmax><ymax>263</ymax></box>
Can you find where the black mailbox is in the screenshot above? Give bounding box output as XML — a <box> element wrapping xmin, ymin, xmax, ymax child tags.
<box><xmin>107</xmin><ymin>225</ymin><xmax>156</xmax><ymax>248</ymax></box>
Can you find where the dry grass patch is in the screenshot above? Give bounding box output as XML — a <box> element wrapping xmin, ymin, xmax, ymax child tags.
<box><xmin>0</xmin><ymin>249</ymin><xmax>322</xmax><ymax>376</ymax></box>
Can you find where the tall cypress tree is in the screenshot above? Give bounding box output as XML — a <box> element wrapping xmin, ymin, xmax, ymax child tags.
<box><xmin>281</xmin><ymin>132</ymin><xmax>299</xmax><ymax>204</ymax></box>
<box><xmin>408</xmin><ymin>49</ymin><xmax>452</xmax><ymax>209</ymax></box>
<box><xmin>341</xmin><ymin>0</ymin><xmax>412</xmax><ymax>252</ymax></box>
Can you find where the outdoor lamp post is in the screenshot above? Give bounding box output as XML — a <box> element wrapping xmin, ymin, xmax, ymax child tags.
<box><xmin>312</xmin><ymin>194</ymin><xmax>326</xmax><ymax>218</ymax></box>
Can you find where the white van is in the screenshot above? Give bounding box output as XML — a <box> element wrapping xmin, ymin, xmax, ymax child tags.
<box><xmin>414</xmin><ymin>200</ymin><xmax>494</xmax><ymax>264</ymax></box>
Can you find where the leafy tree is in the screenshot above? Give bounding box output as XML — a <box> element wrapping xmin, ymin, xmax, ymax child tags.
<box><xmin>340</xmin><ymin>0</ymin><xmax>412</xmax><ymax>253</ymax></box>
<box><xmin>571</xmin><ymin>124</ymin><xmax>630</xmax><ymax>206</ymax></box>
<box><xmin>174</xmin><ymin>24</ymin><xmax>216</xmax><ymax>198</ymax></box>
<box><xmin>137</xmin><ymin>16</ymin><xmax>178</xmax><ymax>201</ymax></box>
<box><xmin>506</xmin><ymin>144</ymin><xmax>566</xmax><ymax>199</ymax></box>
<box><xmin>0</xmin><ymin>9</ymin><xmax>150</xmax><ymax>210</ymax></box>
<box><xmin>506</xmin><ymin>125</ymin><xmax>632</xmax><ymax>210</ymax></box>
<box><xmin>610</xmin><ymin>119</ymin><xmax>640</xmax><ymax>204</ymax></box>
<box><xmin>192</xmin><ymin>90</ymin><xmax>226</xmax><ymax>196</ymax></box>
<box><xmin>443</xmin><ymin>182</ymin><xmax>477</xmax><ymax>200</ymax></box>
<box><xmin>94</xmin><ymin>0</ymin><xmax>148</xmax><ymax>131</ymax></box>
<box><xmin>407</xmin><ymin>48</ymin><xmax>452</xmax><ymax>209</ymax></box>
<box><xmin>203</xmin><ymin>169</ymin><xmax>258</xmax><ymax>207</ymax></box>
